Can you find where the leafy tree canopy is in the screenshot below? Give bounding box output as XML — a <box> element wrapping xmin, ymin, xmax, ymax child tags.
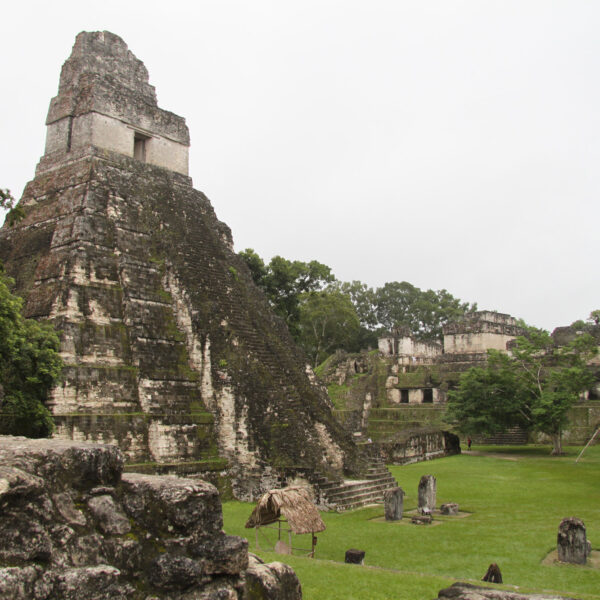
<box><xmin>374</xmin><ymin>281</ymin><xmax>476</xmax><ymax>342</ymax></box>
<box><xmin>297</xmin><ymin>289</ymin><xmax>361</xmax><ymax>366</ymax></box>
<box><xmin>238</xmin><ymin>249</ymin><xmax>334</xmax><ymax>337</ymax></box>
<box><xmin>239</xmin><ymin>248</ymin><xmax>476</xmax><ymax>363</ymax></box>
<box><xmin>0</xmin><ymin>188</ymin><xmax>25</xmax><ymax>227</ymax></box>
<box><xmin>446</xmin><ymin>328</ymin><xmax>597</xmax><ymax>454</ymax></box>
<box><xmin>0</xmin><ymin>196</ymin><xmax>62</xmax><ymax>437</ymax></box>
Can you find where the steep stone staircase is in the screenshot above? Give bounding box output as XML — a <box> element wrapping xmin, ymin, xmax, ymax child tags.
<box><xmin>315</xmin><ymin>457</ymin><xmax>398</xmax><ymax>512</ymax></box>
<box><xmin>481</xmin><ymin>426</ymin><xmax>529</xmax><ymax>445</ymax></box>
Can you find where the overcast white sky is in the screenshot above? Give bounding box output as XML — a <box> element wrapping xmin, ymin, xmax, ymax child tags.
<box><xmin>2</xmin><ymin>1</ymin><xmax>599</xmax><ymax>331</ymax></box>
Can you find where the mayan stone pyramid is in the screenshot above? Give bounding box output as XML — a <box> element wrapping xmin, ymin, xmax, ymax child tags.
<box><xmin>0</xmin><ymin>31</ymin><xmax>358</xmax><ymax>499</ymax></box>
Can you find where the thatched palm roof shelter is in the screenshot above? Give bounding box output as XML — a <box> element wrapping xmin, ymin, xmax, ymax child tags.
<box><xmin>245</xmin><ymin>486</ymin><xmax>325</xmax><ymax>535</ymax></box>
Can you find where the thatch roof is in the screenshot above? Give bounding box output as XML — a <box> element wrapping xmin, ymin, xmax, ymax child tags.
<box><xmin>245</xmin><ymin>486</ymin><xmax>326</xmax><ymax>535</ymax></box>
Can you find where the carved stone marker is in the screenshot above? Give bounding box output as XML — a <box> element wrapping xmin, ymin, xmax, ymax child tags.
<box><xmin>557</xmin><ymin>517</ymin><xmax>588</xmax><ymax>564</ymax></box>
<box><xmin>482</xmin><ymin>563</ymin><xmax>502</xmax><ymax>583</ymax></box>
<box><xmin>411</xmin><ymin>515</ymin><xmax>432</xmax><ymax>525</ymax></box>
<box><xmin>384</xmin><ymin>487</ymin><xmax>405</xmax><ymax>521</ymax></box>
<box><xmin>440</xmin><ymin>502</ymin><xmax>459</xmax><ymax>515</ymax></box>
<box><xmin>418</xmin><ymin>474</ymin><xmax>436</xmax><ymax>513</ymax></box>
<box><xmin>345</xmin><ymin>549</ymin><xmax>365</xmax><ymax>565</ymax></box>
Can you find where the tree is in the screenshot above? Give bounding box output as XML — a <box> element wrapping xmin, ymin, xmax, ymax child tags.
<box><xmin>330</xmin><ymin>280</ymin><xmax>380</xmax><ymax>351</ymax></box>
<box><xmin>239</xmin><ymin>249</ymin><xmax>334</xmax><ymax>337</ymax></box>
<box><xmin>374</xmin><ymin>281</ymin><xmax>475</xmax><ymax>342</ymax></box>
<box><xmin>0</xmin><ymin>188</ymin><xmax>25</xmax><ymax>227</ymax></box>
<box><xmin>0</xmin><ymin>271</ymin><xmax>62</xmax><ymax>437</ymax></box>
<box><xmin>446</xmin><ymin>329</ymin><xmax>597</xmax><ymax>454</ymax></box>
<box><xmin>296</xmin><ymin>289</ymin><xmax>361</xmax><ymax>366</ymax></box>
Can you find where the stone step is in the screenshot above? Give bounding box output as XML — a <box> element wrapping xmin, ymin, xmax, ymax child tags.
<box><xmin>326</xmin><ymin>481</ymin><xmax>396</xmax><ymax>501</ymax></box>
<box><xmin>332</xmin><ymin>490</ymin><xmax>390</xmax><ymax>511</ymax></box>
<box><xmin>481</xmin><ymin>427</ymin><xmax>529</xmax><ymax>445</ymax></box>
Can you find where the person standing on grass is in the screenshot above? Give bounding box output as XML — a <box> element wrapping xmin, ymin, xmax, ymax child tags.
<box><xmin>467</xmin><ymin>437</ymin><xmax>472</xmax><ymax>450</ymax></box>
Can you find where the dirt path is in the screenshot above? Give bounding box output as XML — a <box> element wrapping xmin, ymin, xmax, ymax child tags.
<box><xmin>462</xmin><ymin>450</ymin><xmax>520</xmax><ymax>461</ymax></box>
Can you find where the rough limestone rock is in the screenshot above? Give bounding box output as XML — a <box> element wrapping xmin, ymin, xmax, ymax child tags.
<box><xmin>384</xmin><ymin>486</ymin><xmax>405</xmax><ymax>521</ymax></box>
<box><xmin>0</xmin><ymin>436</ymin><xmax>300</xmax><ymax>599</ymax></box>
<box><xmin>557</xmin><ymin>517</ymin><xmax>588</xmax><ymax>565</ymax></box>
<box><xmin>435</xmin><ymin>582</ymin><xmax>579</xmax><ymax>600</ymax></box>
<box><xmin>0</xmin><ymin>30</ymin><xmax>359</xmax><ymax>500</ymax></box>
<box><xmin>418</xmin><ymin>474</ymin><xmax>437</xmax><ymax>513</ymax></box>
<box><xmin>440</xmin><ymin>502</ymin><xmax>459</xmax><ymax>516</ymax></box>
<box><xmin>245</xmin><ymin>554</ymin><xmax>302</xmax><ymax>600</ymax></box>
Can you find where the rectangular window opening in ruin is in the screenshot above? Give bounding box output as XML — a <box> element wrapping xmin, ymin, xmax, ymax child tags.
<box><xmin>422</xmin><ymin>389</ymin><xmax>433</xmax><ymax>403</ymax></box>
<box><xmin>400</xmin><ymin>389</ymin><xmax>409</xmax><ymax>403</ymax></box>
<box><xmin>133</xmin><ymin>132</ymin><xmax>149</xmax><ymax>162</ymax></box>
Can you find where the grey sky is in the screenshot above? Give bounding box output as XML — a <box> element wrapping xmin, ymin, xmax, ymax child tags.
<box><xmin>2</xmin><ymin>1</ymin><xmax>599</xmax><ymax>331</ymax></box>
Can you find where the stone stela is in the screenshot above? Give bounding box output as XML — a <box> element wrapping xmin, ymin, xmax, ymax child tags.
<box><xmin>384</xmin><ymin>487</ymin><xmax>405</xmax><ymax>521</ymax></box>
<box><xmin>418</xmin><ymin>474</ymin><xmax>437</xmax><ymax>514</ymax></box>
<box><xmin>557</xmin><ymin>517</ymin><xmax>589</xmax><ymax>565</ymax></box>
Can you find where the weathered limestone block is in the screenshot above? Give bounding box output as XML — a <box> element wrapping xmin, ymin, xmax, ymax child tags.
<box><xmin>149</xmin><ymin>554</ymin><xmax>206</xmax><ymax>590</ymax></box>
<box><xmin>0</xmin><ymin>436</ymin><xmax>302</xmax><ymax>600</ymax></box>
<box><xmin>0</xmin><ymin>515</ymin><xmax>53</xmax><ymax>563</ymax></box>
<box><xmin>87</xmin><ymin>495</ymin><xmax>131</xmax><ymax>535</ymax></box>
<box><xmin>0</xmin><ymin>566</ymin><xmax>42</xmax><ymax>600</ymax></box>
<box><xmin>120</xmin><ymin>472</ymin><xmax>223</xmax><ymax>537</ymax></box>
<box><xmin>0</xmin><ymin>465</ymin><xmax>46</xmax><ymax>498</ymax></box>
<box><xmin>411</xmin><ymin>515</ymin><xmax>432</xmax><ymax>525</ymax></box>
<box><xmin>418</xmin><ymin>474</ymin><xmax>437</xmax><ymax>513</ymax></box>
<box><xmin>436</xmin><ymin>582</ymin><xmax>578</xmax><ymax>600</ymax></box>
<box><xmin>440</xmin><ymin>502</ymin><xmax>459</xmax><ymax>515</ymax></box>
<box><xmin>0</xmin><ymin>437</ymin><xmax>123</xmax><ymax>491</ymax></box>
<box><xmin>39</xmin><ymin>566</ymin><xmax>135</xmax><ymax>600</ymax></box>
<box><xmin>245</xmin><ymin>554</ymin><xmax>302</xmax><ymax>600</ymax></box>
<box><xmin>188</xmin><ymin>533</ymin><xmax>249</xmax><ymax>575</ymax></box>
<box><xmin>557</xmin><ymin>517</ymin><xmax>588</xmax><ymax>564</ymax></box>
<box><xmin>53</xmin><ymin>492</ymin><xmax>88</xmax><ymax>527</ymax></box>
<box><xmin>384</xmin><ymin>487</ymin><xmax>405</xmax><ymax>521</ymax></box>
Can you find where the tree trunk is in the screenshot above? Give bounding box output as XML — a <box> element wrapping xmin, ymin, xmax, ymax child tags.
<box><xmin>551</xmin><ymin>431</ymin><xmax>563</xmax><ymax>455</ymax></box>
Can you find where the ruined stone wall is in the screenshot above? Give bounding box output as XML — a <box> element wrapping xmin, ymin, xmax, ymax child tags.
<box><xmin>442</xmin><ymin>310</ymin><xmax>525</xmax><ymax>355</ymax></box>
<box><xmin>377</xmin><ymin>334</ymin><xmax>442</xmax><ymax>360</ymax></box>
<box><xmin>443</xmin><ymin>331</ymin><xmax>517</xmax><ymax>354</ymax></box>
<box><xmin>371</xmin><ymin>430</ymin><xmax>460</xmax><ymax>465</ymax></box>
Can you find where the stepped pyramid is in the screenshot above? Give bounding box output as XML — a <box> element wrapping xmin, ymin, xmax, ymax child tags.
<box><xmin>0</xmin><ymin>31</ymin><xmax>359</xmax><ymax>499</ymax></box>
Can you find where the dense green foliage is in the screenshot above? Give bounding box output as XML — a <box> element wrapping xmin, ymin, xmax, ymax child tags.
<box><xmin>296</xmin><ymin>289</ymin><xmax>361</xmax><ymax>366</ymax></box>
<box><xmin>223</xmin><ymin>446</ymin><xmax>600</xmax><ymax>600</ymax></box>
<box><xmin>374</xmin><ymin>280</ymin><xmax>476</xmax><ymax>342</ymax></box>
<box><xmin>238</xmin><ymin>249</ymin><xmax>334</xmax><ymax>337</ymax></box>
<box><xmin>446</xmin><ymin>330</ymin><xmax>597</xmax><ymax>454</ymax></box>
<box><xmin>0</xmin><ymin>271</ymin><xmax>62</xmax><ymax>437</ymax></box>
<box><xmin>239</xmin><ymin>248</ymin><xmax>475</xmax><ymax>364</ymax></box>
<box><xmin>0</xmin><ymin>188</ymin><xmax>25</xmax><ymax>227</ymax></box>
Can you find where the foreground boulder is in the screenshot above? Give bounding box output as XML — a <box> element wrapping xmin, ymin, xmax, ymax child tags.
<box><xmin>435</xmin><ymin>582</ymin><xmax>578</xmax><ymax>600</ymax></box>
<box><xmin>0</xmin><ymin>436</ymin><xmax>301</xmax><ymax>599</ymax></box>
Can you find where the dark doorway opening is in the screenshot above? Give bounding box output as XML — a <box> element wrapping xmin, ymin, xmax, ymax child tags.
<box><xmin>134</xmin><ymin>132</ymin><xmax>149</xmax><ymax>162</ymax></box>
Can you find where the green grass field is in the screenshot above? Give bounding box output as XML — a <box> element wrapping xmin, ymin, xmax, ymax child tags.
<box><xmin>222</xmin><ymin>445</ymin><xmax>600</xmax><ymax>600</ymax></box>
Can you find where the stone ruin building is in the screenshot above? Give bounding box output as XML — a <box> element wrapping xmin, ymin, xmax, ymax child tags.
<box><xmin>378</xmin><ymin>310</ymin><xmax>525</xmax><ymax>405</ymax></box>
<box><xmin>0</xmin><ymin>31</ymin><xmax>367</xmax><ymax>502</ymax></box>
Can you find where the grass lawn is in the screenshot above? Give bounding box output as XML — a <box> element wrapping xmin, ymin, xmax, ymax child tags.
<box><xmin>222</xmin><ymin>444</ymin><xmax>600</xmax><ymax>600</ymax></box>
